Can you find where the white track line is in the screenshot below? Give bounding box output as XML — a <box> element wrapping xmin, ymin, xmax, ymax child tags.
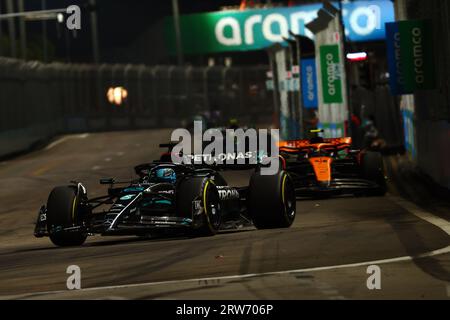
<box><xmin>5</xmin><ymin>245</ymin><xmax>450</xmax><ymax>299</ymax></box>
<box><xmin>44</xmin><ymin>137</ymin><xmax>70</xmax><ymax>150</ymax></box>
<box><xmin>5</xmin><ymin>196</ymin><xmax>450</xmax><ymax>299</ymax></box>
<box><xmin>389</xmin><ymin>195</ymin><xmax>450</xmax><ymax>235</ymax></box>
<box><xmin>45</xmin><ymin>134</ymin><xmax>89</xmax><ymax>150</ymax></box>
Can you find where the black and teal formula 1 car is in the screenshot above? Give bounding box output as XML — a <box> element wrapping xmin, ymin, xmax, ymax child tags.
<box><xmin>34</xmin><ymin>162</ymin><xmax>296</xmax><ymax>247</ymax></box>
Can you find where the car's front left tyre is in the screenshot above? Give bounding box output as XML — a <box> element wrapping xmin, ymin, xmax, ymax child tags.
<box><xmin>248</xmin><ymin>170</ymin><xmax>296</xmax><ymax>229</ymax></box>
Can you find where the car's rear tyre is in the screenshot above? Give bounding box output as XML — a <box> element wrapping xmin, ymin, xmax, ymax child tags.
<box><xmin>362</xmin><ymin>151</ymin><xmax>387</xmax><ymax>196</ymax></box>
<box><xmin>46</xmin><ymin>186</ymin><xmax>87</xmax><ymax>247</ymax></box>
<box><xmin>177</xmin><ymin>177</ymin><xmax>221</xmax><ymax>236</ymax></box>
<box><xmin>248</xmin><ymin>170</ymin><xmax>296</xmax><ymax>229</ymax></box>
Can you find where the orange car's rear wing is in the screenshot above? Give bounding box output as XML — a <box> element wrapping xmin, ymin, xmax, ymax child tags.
<box><xmin>278</xmin><ymin>137</ymin><xmax>352</xmax><ymax>150</ymax></box>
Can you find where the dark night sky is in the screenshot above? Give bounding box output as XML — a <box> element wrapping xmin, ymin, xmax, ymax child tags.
<box><xmin>0</xmin><ymin>0</ymin><xmax>292</xmax><ymax>63</ymax></box>
<box><xmin>8</xmin><ymin>0</ymin><xmax>248</xmax><ymax>62</ymax></box>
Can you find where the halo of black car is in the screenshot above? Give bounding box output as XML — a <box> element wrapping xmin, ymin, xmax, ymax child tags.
<box><xmin>35</xmin><ymin>161</ymin><xmax>296</xmax><ymax>247</ymax></box>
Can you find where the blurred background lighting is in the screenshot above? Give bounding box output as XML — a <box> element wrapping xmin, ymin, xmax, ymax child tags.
<box><xmin>107</xmin><ymin>86</ymin><xmax>128</xmax><ymax>106</ymax></box>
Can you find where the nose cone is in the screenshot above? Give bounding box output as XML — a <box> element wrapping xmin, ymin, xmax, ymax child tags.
<box><xmin>309</xmin><ymin>157</ymin><xmax>333</xmax><ymax>184</ymax></box>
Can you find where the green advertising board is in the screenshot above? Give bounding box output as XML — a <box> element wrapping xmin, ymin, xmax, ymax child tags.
<box><xmin>319</xmin><ymin>44</ymin><xmax>343</xmax><ymax>104</ymax></box>
<box><xmin>319</xmin><ymin>122</ymin><xmax>346</xmax><ymax>139</ymax></box>
<box><xmin>386</xmin><ymin>20</ymin><xmax>435</xmax><ymax>94</ymax></box>
<box><xmin>165</xmin><ymin>2</ymin><xmax>395</xmax><ymax>54</ymax></box>
<box><xmin>165</xmin><ymin>8</ymin><xmax>304</xmax><ymax>54</ymax></box>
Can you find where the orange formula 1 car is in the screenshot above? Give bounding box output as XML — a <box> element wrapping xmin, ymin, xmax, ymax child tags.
<box><xmin>278</xmin><ymin>131</ymin><xmax>387</xmax><ymax>197</ymax></box>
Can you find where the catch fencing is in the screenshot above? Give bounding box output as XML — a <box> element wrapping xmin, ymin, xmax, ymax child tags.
<box><xmin>0</xmin><ymin>58</ymin><xmax>273</xmax><ymax>157</ymax></box>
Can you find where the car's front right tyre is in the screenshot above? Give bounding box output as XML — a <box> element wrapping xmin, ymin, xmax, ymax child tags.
<box><xmin>46</xmin><ymin>186</ymin><xmax>87</xmax><ymax>247</ymax></box>
<box><xmin>176</xmin><ymin>176</ymin><xmax>222</xmax><ymax>236</ymax></box>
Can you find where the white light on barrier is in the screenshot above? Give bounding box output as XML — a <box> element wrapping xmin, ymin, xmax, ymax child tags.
<box><xmin>57</xmin><ymin>13</ymin><xmax>64</xmax><ymax>23</ymax></box>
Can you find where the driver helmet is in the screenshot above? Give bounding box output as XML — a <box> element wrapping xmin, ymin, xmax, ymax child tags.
<box><xmin>308</xmin><ymin>129</ymin><xmax>324</xmax><ymax>144</ymax></box>
<box><xmin>228</xmin><ymin>118</ymin><xmax>239</xmax><ymax>130</ymax></box>
<box><xmin>155</xmin><ymin>168</ymin><xmax>176</xmax><ymax>183</ymax></box>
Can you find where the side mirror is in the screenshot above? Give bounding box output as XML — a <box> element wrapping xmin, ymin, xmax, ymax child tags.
<box><xmin>100</xmin><ymin>178</ymin><xmax>115</xmax><ymax>185</ymax></box>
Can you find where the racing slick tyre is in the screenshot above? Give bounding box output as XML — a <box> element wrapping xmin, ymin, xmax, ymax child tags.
<box><xmin>177</xmin><ymin>177</ymin><xmax>221</xmax><ymax>236</ymax></box>
<box><xmin>248</xmin><ymin>170</ymin><xmax>296</xmax><ymax>229</ymax></box>
<box><xmin>362</xmin><ymin>151</ymin><xmax>387</xmax><ymax>196</ymax></box>
<box><xmin>46</xmin><ymin>186</ymin><xmax>87</xmax><ymax>247</ymax></box>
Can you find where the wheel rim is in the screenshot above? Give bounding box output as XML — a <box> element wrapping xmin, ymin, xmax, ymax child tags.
<box><xmin>282</xmin><ymin>175</ymin><xmax>296</xmax><ymax>220</ymax></box>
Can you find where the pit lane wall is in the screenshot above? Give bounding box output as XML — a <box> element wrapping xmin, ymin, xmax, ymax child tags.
<box><xmin>0</xmin><ymin>58</ymin><xmax>273</xmax><ymax>158</ymax></box>
<box><xmin>415</xmin><ymin>120</ymin><xmax>450</xmax><ymax>189</ymax></box>
<box><xmin>394</xmin><ymin>0</ymin><xmax>450</xmax><ymax>190</ymax></box>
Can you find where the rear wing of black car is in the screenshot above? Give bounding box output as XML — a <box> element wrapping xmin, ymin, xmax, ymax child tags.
<box><xmin>159</xmin><ymin>142</ymin><xmax>178</xmax><ymax>151</ymax></box>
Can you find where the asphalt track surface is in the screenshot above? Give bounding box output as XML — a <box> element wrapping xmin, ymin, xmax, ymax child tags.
<box><xmin>0</xmin><ymin>129</ymin><xmax>449</xmax><ymax>299</ymax></box>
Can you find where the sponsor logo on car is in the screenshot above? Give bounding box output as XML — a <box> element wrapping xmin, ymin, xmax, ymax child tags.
<box><xmin>120</xmin><ymin>194</ymin><xmax>135</xmax><ymax>201</ymax></box>
<box><xmin>170</xmin><ymin>121</ymin><xmax>280</xmax><ymax>175</ymax></box>
<box><xmin>183</xmin><ymin>151</ymin><xmax>258</xmax><ymax>163</ymax></box>
<box><xmin>217</xmin><ymin>187</ymin><xmax>240</xmax><ymax>200</ymax></box>
<box><xmin>158</xmin><ymin>190</ymin><xmax>175</xmax><ymax>195</ymax></box>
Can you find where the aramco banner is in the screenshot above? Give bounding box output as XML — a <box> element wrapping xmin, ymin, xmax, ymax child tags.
<box><xmin>319</xmin><ymin>44</ymin><xmax>343</xmax><ymax>104</ymax></box>
<box><xmin>301</xmin><ymin>58</ymin><xmax>318</xmax><ymax>109</ymax></box>
<box><xmin>386</xmin><ymin>20</ymin><xmax>436</xmax><ymax>95</ymax></box>
<box><xmin>165</xmin><ymin>1</ymin><xmax>395</xmax><ymax>54</ymax></box>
